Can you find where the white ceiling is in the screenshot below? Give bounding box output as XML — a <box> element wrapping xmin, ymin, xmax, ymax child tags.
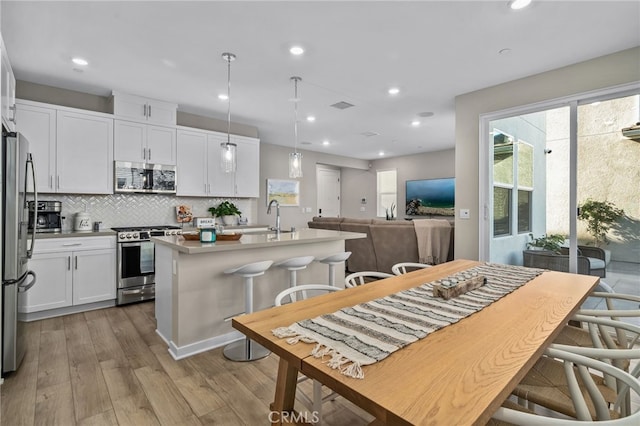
<box><xmin>2</xmin><ymin>1</ymin><xmax>639</xmax><ymax>160</ymax></box>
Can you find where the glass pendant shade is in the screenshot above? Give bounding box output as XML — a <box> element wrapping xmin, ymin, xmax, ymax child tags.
<box><xmin>220</xmin><ymin>142</ymin><xmax>237</xmax><ymax>173</ymax></box>
<box><xmin>289</xmin><ymin>152</ymin><xmax>303</xmax><ymax>178</ymax></box>
<box><xmin>289</xmin><ymin>76</ymin><xmax>303</xmax><ymax>178</ymax></box>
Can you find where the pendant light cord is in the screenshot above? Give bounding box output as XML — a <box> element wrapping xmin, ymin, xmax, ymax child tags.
<box><xmin>226</xmin><ymin>55</ymin><xmax>232</xmax><ymax>146</ymax></box>
<box><xmin>294</xmin><ymin>78</ymin><xmax>298</xmax><ymax>154</ymax></box>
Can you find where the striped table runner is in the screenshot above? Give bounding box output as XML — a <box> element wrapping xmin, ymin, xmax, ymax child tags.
<box><xmin>272</xmin><ymin>263</ymin><xmax>544</xmax><ymax>379</ymax></box>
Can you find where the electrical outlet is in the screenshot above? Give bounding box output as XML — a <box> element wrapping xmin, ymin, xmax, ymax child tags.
<box><xmin>459</xmin><ymin>209</ymin><xmax>470</xmax><ymax>219</ymax></box>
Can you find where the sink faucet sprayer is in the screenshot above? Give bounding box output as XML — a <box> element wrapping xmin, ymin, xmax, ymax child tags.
<box><xmin>267</xmin><ymin>200</ymin><xmax>281</xmax><ymax>233</ymax></box>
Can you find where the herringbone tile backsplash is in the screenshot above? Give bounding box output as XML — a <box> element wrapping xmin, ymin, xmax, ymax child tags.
<box><xmin>38</xmin><ymin>194</ymin><xmax>256</xmax><ymax>231</ymax></box>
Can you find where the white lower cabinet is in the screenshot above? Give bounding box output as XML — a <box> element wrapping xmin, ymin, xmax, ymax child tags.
<box><xmin>21</xmin><ymin>236</ymin><xmax>116</xmax><ymax>313</ymax></box>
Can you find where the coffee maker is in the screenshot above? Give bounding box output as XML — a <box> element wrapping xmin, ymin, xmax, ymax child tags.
<box><xmin>28</xmin><ymin>201</ymin><xmax>63</xmax><ymax>233</ymax></box>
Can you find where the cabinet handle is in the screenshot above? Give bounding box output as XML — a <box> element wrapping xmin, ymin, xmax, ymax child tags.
<box><xmin>49</xmin><ymin>175</ymin><xmax>53</xmax><ymax>189</ymax></box>
<box><xmin>75</xmin><ymin>256</ymin><xmax>78</xmax><ymax>270</ymax></box>
<box><xmin>62</xmin><ymin>243</ymin><xmax>82</xmax><ymax>247</ymax></box>
<box><xmin>144</xmin><ymin>104</ymin><xmax>147</xmax><ymax>117</ymax></box>
<box><xmin>148</xmin><ymin>148</ymin><xmax>151</xmax><ymax>160</ymax></box>
<box><xmin>67</xmin><ymin>256</ymin><xmax>71</xmax><ymax>270</ymax></box>
<box><xmin>148</xmin><ymin>104</ymin><xmax>151</xmax><ymax>117</ymax></box>
<box><xmin>142</xmin><ymin>147</ymin><xmax>146</xmax><ymax>160</ymax></box>
<box><xmin>57</xmin><ymin>175</ymin><xmax>60</xmax><ymax>189</ymax></box>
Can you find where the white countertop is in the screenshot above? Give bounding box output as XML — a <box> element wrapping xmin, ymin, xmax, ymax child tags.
<box><xmin>152</xmin><ymin>228</ymin><xmax>365</xmax><ymax>254</ymax></box>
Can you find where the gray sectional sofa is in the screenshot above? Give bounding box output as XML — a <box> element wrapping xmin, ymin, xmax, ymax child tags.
<box><xmin>308</xmin><ymin>217</ymin><xmax>454</xmax><ymax>274</ymax></box>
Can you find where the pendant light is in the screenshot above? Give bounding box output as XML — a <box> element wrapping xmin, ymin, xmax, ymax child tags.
<box><xmin>289</xmin><ymin>76</ymin><xmax>303</xmax><ymax>178</ymax></box>
<box><xmin>220</xmin><ymin>52</ymin><xmax>237</xmax><ymax>173</ymax></box>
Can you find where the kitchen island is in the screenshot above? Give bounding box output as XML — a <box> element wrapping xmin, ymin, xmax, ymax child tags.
<box><xmin>153</xmin><ymin>228</ymin><xmax>365</xmax><ymax>359</ymax></box>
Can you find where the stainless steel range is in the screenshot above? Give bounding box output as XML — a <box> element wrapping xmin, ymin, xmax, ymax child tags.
<box><xmin>112</xmin><ymin>225</ymin><xmax>182</xmax><ymax>305</ymax></box>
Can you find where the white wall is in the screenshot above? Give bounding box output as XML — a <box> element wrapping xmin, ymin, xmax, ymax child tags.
<box><xmin>455</xmin><ymin>47</ymin><xmax>640</xmax><ymax>261</ymax></box>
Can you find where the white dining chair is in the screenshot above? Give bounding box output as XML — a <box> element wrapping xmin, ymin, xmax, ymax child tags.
<box><xmin>391</xmin><ymin>262</ymin><xmax>432</xmax><ymax>275</ymax></box>
<box><xmin>493</xmin><ymin>346</ymin><xmax>640</xmax><ymax>424</ymax></box>
<box><xmin>515</xmin><ymin>315</ymin><xmax>640</xmax><ymax>419</ymax></box>
<box><xmin>345</xmin><ymin>271</ymin><xmax>393</xmax><ymax>288</ymax></box>
<box><xmin>274</xmin><ymin>284</ymin><xmax>342</xmax><ymax>425</ymax></box>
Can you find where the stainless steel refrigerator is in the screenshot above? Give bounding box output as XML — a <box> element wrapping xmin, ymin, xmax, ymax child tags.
<box><xmin>2</xmin><ymin>130</ymin><xmax>37</xmax><ymax>375</ymax></box>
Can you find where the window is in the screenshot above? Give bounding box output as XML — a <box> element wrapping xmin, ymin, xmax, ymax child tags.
<box><xmin>377</xmin><ymin>169</ymin><xmax>397</xmax><ymax>217</ymax></box>
<box><xmin>493</xmin><ymin>131</ymin><xmax>514</xmax><ymax>236</ymax></box>
<box><xmin>517</xmin><ymin>142</ymin><xmax>533</xmax><ymax>233</ymax></box>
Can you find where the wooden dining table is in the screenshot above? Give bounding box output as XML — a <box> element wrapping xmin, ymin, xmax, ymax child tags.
<box><xmin>232</xmin><ymin>259</ymin><xmax>599</xmax><ymax>425</ymax></box>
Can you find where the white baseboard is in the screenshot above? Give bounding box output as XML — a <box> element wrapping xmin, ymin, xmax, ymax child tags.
<box><xmin>166</xmin><ymin>331</ymin><xmax>244</xmax><ymax>360</ymax></box>
<box><xmin>19</xmin><ymin>299</ymin><xmax>116</xmax><ymax>322</ymax></box>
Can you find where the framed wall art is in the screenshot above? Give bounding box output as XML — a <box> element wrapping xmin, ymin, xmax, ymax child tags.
<box><xmin>267</xmin><ymin>179</ymin><xmax>300</xmax><ymax>206</ymax></box>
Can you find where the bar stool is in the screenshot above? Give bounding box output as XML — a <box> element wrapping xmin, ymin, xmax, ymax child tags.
<box><xmin>274</xmin><ymin>256</ymin><xmax>315</xmax><ymax>288</ymax></box>
<box><xmin>317</xmin><ymin>251</ymin><xmax>352</xmax><ymax>286</ymax></box>
<box><xmin>222</xmin><ymin>260</ymin><xmax>273</xmax><ymax>362</ymax></box>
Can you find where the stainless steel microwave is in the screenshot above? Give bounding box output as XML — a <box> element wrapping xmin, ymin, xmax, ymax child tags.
<box><xmin>114</xmin><ymin>161</ymin><xmax>176</xmax><ymax>194</ymax></box>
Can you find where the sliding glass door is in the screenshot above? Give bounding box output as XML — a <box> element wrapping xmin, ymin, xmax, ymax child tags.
<box><xmin>481</xmin><ymin>86</ymin><xmax>639</xmax><ymax>274</ymax></box>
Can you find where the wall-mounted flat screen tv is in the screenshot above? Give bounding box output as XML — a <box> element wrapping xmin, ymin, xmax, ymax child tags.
<box><xmin>406</xmin><ymin>177</ymin><xmax>455</xmax><ymax>216</ymax></box>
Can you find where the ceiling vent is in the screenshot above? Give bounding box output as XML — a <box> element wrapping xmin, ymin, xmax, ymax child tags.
<box><xmin>330</xmin><ymin>101</ymin><xmax>355</xmax><ymax>110</ymax></box>
<box><xmin>360</xmin><ymin>131</ymin><xmax>379</xmax><ymax>137</ymax></box>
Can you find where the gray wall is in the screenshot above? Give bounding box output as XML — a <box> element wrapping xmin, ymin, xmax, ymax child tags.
<box><xmin>257</xmin><ymin>143</ymin><xmax>368</xmax><ymax>230</ymax></box>
<box><xmin>455</xmin><ymin>46</ymin><xmax>640</xmax><ymax>260</ymax></box>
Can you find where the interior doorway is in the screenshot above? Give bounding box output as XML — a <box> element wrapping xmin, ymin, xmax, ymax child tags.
<box><xmin>316</xmin><ymin>165</ymin><xmax>341</xmax><ymax>217</ymax></box>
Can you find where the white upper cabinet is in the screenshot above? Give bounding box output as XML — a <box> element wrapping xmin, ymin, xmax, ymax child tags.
<box><xmin>176</xmin><ymin>128</ymin><xmax>209</xmax><ymax>196</ymax></box>
<box><xmin>56</xmin><ymin>109</ymin><xmax>114</xmax><ymax>194</ymax></box>
<box><xmin>112</xmin><ymin>91</ymin><xmax>177</xmax><ymax>126</ymax></box>
<box><xmin>114</xmin><ymin>120</ymin><xmax>176</xmax><ymax>165</ymax></box>
<box><xmin>15</xmin><ymin>102</ymin><xmax>57</xmax><ymax>193</ymax></box>
<box><xmin>17</xmin><ymin>100</ymin><xmax>114</xmax><ymax>194</ymax></box>
<box><xmin>1</xmin><ymin>36</ymin><xmax>16</xmax><ymax>132</ymax></box>
<box><xmin>177</xmin><ymin>127</ymin><xmax>259</xmax><ymax>198</ymax></box>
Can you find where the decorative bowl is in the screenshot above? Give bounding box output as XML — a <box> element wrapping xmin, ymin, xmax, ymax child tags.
<box><xmin>216</xmin><ymin>233</ymin><xmax>242</xmax><ymax>241</ymax></box>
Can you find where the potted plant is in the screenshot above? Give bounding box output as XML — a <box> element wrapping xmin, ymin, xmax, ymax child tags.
<box><xmin>209</xmin><ymin>201</ymin><xmax>242</xmax><ymax>226</ymax></box>
<box><xmin>578</xmin><ymin>199</ymin><xmax>624</xmax><ymax>248</ymax></box>
<box><xmin>527</xmin><ymin>233</ymin><xmax>566</xmax><ymax>253</ymax></box>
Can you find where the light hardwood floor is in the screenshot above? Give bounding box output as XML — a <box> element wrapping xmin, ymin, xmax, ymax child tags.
<box><xmin>1</xmin><ymin>302</ymin><xmax>373</xmax><ymax>425</ymax></box>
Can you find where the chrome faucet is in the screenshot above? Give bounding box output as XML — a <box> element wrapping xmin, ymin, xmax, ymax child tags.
<box><xmin>267</xmin><ymin>199</ymin><xmax>281</xmax><ymax>233</ymax></box>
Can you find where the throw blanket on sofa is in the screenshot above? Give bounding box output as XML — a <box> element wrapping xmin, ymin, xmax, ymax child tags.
<box><xmin>413</xmin><ymin>219</ymin><xmax>451</xmax><ymax>264</ymax></box>
<box><xmin>272</xmin><ymin>263</ymin><xmax>543</xmax><ymax>379</ymax></box>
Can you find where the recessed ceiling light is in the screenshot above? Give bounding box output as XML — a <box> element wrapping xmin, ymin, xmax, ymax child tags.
<box><xmin>411</xmin><ymin>120</ymin><xmax>420</xmax><ymax>127</ymax></box>
<box><xmin>388</xmin><ymin>87</ymin><xmax>400</xmax><ymax>95</ymax></box>
<box><xmin>218</xmin><ymin>94</ymin><xmax>228</xmax><ymax>100</ymax></box>
<box><xmin>71</xmin><ymin>57</ymin><xmax>88</xmax><ymax>66</ymax></box>
<box><xmin>509</xmin><ymin>0</ymin><xmax>532</xmax><ymax>10</ymax></box>
<box><xmin>378</xmin><ymin>151</ymin><xmax>385</xmax><ymax>156</ymax></box>
<box><xmin>306</xmin><ymin>115</ymin><xmax>316</xmax><ymax>122</ymax></box>
<box><xmin>322</xmin><ymin>140</ymin><xmax>330</xmax><ymax>146</ymax></box>
<box><xmin>290</xmin><ymin>46</ymin><xmax>304</xmax><ymax>55</ymax></box>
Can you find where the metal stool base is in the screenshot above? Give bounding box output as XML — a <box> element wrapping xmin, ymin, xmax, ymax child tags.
<box><xmin>223</xmin><ymin>338</ymin><xmax>270</xmax><ymax>362</ymax></box>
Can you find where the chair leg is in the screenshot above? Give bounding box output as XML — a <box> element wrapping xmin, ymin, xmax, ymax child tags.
<box><xmin>312</xmin><ymin>380</ymin><xmax>323</xmax><ymax>425</ymax></box>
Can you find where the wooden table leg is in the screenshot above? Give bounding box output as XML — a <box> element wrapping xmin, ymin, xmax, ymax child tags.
<box><xmin>270</xmin><ymin>357</ymin><xmax>300</xmax><ymax>425</ymax></box>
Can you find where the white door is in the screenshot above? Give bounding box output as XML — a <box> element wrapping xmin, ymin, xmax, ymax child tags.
<box><xmin>114</xmin><ymin>120</ymin><xmax>146</xmax><ymax>162</ymax></box>
<box><xmin>146</xmin><ymin>125</ymin><xmax>176</xmax><ymax>165</ymax></box>
<box><xmin>15</xmin><ymin>103</ymin><xmax>57</xmax><ymax>192</ymax></box>
<box><xmin>56</xmin><ymin>110</ymin><xmax>113</xmax><ymax>194</ymax></box>
<box><xmin>73</xmin><ymin>249</ymin><xmax>116</xmax><ymax>305</ymax></box>
<box><xmin>176</xmin><ymin>129</ymin><xmax>208</xmax><ymax>196</ymax></box>
<box><xmin>21</xmin><ymin>252</ymin><xmax>73</xmax><ymax>312</ymax></box>
<box><xmin>316</xmin><ymin>166</ymin><xmax>341</xmax><ymax>217</ymax></box>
